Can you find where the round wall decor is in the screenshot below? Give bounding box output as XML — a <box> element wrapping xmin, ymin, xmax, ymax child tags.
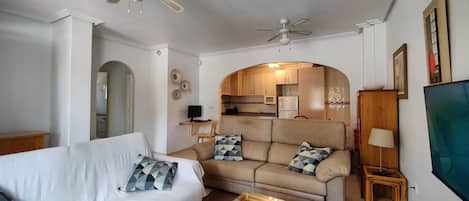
<box><xmin>172</xmin><ymin>89</ymin><xmax>182</xmax><ymax>100</ymax></box>
<box><xmin>170</xmin><ymin>69</ymin><xmax>182</xmax><ymax>83</ymax></box>
<box><xmin>180</xmin><ymin>80</ymin><xmax>191</xmax><ymax>91</ymax></box>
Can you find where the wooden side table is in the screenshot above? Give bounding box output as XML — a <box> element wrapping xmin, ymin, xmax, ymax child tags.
<box><xmin>364</xmin><ymin>166</ymin><xmax>407</xmax><ymax>201</ymax></box>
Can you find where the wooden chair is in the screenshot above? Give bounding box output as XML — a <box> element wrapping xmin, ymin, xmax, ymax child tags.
<box><xmin>196</xmin><ymin>121</ymin><xmax>217</xmax><ymax>143</ymax></box>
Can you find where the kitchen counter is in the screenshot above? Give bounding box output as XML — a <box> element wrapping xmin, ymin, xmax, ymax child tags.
<box><xmin>221</xmin><ymin>112</ymin><xmax>277</xmax><ymax>118</ymax></box>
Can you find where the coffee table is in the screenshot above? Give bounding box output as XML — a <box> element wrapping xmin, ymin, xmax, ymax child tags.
<box><xmin>234</xmin><ymin>192</ymin><xmax>284</xmax><ymax>201</ymax></box>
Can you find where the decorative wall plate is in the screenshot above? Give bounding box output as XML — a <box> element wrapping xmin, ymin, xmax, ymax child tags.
<box><xmin>172</xmin><ymin>89</ymin><xmax>182</xmax><ymax>100</ymax></box>
<box><xmin>170</xmin><ymin>69</ymin><xmax>182</xmax><ymax>83</ymax></box>
<box><xmin>180</xmin><ymin>80</ymin><xmax>191</xmax><ymax>91</ymax></box>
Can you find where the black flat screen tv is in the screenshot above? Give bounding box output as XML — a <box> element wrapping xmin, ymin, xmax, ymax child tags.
<box><xmin>424</xmin><ymin>80</ymin><xmax>469</xmax><ymax>201</ymax></box>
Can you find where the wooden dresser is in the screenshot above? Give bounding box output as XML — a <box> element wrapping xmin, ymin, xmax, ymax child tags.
<box><xmin>0</xmin><ymin>132</ymin><xmax>48</xmax><ymax>155</ymax></box>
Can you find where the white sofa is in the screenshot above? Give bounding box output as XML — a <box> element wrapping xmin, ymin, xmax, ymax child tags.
<box><xmin>0</xmin><ymin>133</ymin><xmax>206</xmax><ymax>201</ymax></box>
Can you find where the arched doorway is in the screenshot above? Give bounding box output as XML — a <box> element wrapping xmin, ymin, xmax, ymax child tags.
<box><xmin>95</xmin><ymin>61</ymin><xmax>135</xmax><ymax>138</ymax></box>
<box><xmin>219</xmin><ymin>62</ymin><xmax>351</xmax><ymax>146</ymax></box>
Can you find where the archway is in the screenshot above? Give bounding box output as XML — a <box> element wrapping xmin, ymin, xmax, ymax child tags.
<box><xmin>219</xmin><ymin>62</ymin><xmax>352</xmax><ymax>146</ymax></box>
<box><xmin>95</xmin><ymin>61</ymin><xmax>135</xmax><ymax>138</ymax></box>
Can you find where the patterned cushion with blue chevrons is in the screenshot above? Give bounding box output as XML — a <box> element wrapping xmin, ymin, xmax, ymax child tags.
<box><xmin>123</xmin><ymin>156</ymin><xmax>178</xmax><ymax>192</ymax></box>
<box><xmin>288</xmin><ymin>142</ymin><xmax>332</xmax><ymax>176</ymax></box>
<box><xmin>214</xmin><ymin>135</ymin><xmax>243</xmax><ymax>161</ymax></box>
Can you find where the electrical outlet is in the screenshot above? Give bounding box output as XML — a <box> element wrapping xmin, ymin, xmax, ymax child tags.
<box><xmin>409</xmin><ymin>184</ymin><xmax>419</xmax><ymax>194</ymax></box>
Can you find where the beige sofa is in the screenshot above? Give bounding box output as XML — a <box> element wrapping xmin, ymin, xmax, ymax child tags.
<box><xmin>178</xmin><ymin>116</ymin><xmax>351</xmax><ymax>201</ymax></box>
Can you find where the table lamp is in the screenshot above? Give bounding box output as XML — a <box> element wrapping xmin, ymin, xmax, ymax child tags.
<box><xmin>368</xmin><ymin>128</ymin><xmax>394</xmax><ymax>174</ymax></box>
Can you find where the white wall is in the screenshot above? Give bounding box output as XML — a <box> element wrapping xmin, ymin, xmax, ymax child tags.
<box><xmin>199</xmin><ymin>33</ymin><xmax>364</xmax><ymax>131</ymax></box>
<box><xmin>0</xmin><ymin>11</ymin><xmax>51</xmax><ymax>133</ymax></box>
<box><xmin>386</xmin><ymin>0</ymin><xmax>469</xmax><ymax>200</ymax></box>
<box><xmin>167</xmin><ymin>49</ymin><xmax>200</xmax><ymax>153</ymax></box>
<box><xmin>91</xmin><ymin>37</ymin><xmax>153</xmax><ymax>143</ymax></box>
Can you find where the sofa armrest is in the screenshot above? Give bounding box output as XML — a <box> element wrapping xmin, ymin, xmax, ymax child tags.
<box><xmin>315</xmin><ymin>150</ymin><xmax>351</xmax><ymax>182</ymax></box>
<box><xmin>192</xmin><ymin>141</ymin><xmax>215</xmax><ymax>161</ymax></box>
<box><xmin>169</xmin><ymin>148</ymin><xmax>198</xmax><ymax>160</ymax></box>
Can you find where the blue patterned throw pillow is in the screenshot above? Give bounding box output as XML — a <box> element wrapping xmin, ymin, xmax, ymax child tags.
<box><xmin>123</xmin><ymin>156</ymin><xmax>178</xmax><ymax>192</ymax></box>
<box><xmin>288</xmin><ymin>142</ymin><xmax>332</xmax><ymax>176</ymax></box>
<box><xmin>214</xmin><ymin>135</ymin><xmax>243</xmax><ymax>161</ymax></box>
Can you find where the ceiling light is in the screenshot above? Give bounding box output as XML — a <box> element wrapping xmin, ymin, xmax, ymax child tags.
<box><xmin>268</xmin><ymin>63</ymin><xmax>280</xmax><ymax>68</ymax></box>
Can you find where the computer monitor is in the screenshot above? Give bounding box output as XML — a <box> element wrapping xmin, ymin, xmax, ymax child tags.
<box><xmin>188</xmin><ymin>105</ymin><xmax>202</xmax><ymax>121</ymax></box>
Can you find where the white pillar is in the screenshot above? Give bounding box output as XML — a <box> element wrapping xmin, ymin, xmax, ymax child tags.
<box><xmin>359</xmin><ymin>20</ymin><xmax>388</xmax><ymax>88</ymax></box>
<box><xmin>150</xmin><ymin>46</ymin><xmax>169</xmax><ymax>153</ymax></box>
<box><xmin>50</xmin><ymin>10</ymin><xmax>102</xmax><ymax>146</ymax></box>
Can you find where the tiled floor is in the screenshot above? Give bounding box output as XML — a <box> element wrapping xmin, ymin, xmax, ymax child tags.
<box><xmin>203</xmin><ymin>174</ymin><xmax>362</xmax><ymax>201</ymax></box>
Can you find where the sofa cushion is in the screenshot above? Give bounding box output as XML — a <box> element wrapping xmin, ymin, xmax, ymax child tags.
<box><xmin>219</xmin><ymin>116</ymin><xmax>272</xmax><ymax>142</ymax></box>
<box><xmin>123</xmin><ymin>156</ymin><xmax>178</xmax><ymax>191</ymax></box>
<box><xmin>255</xmin><ymin>163</ymin><xmax>327</xmax><ymax>196</ymax></box>
<box><xmin>272</xmin><ymin>119</ymin><xmax>345</xmax><ymax>150</ymax></box>
<box><xmin>267</xmin><ymin>143</ymin><xmax>298</xmax><ymax>165</ymax></box>
<box><xmin>201</xmin><ymin>160</ymin><xmax>265</xmax><ymax>182</ymax></box>
<box><xmin>288</xmin><ymin>142</ymin><xmax>332</xmax><ymax>176</ymax></box>
<box><xmin>214</xmin><ymin>135</ymin><xmax>243</xmax><ymax>161</ymax></box>
<box><xmin>242</xmin><ymin>141</ymin><xmax>271</xmax><ymax>161</ymax></box>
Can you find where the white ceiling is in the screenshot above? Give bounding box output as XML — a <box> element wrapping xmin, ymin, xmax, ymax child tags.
<box><xmin>0</xmin><ymin>0</ymin><xmax>393</xmax><ymax>54</ymax></box>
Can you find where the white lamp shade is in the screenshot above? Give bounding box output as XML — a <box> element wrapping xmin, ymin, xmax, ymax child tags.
<box><xmin>368</xmin><ymin>128</ymin><xmax>395</xmax><ymax>148</ymax></box>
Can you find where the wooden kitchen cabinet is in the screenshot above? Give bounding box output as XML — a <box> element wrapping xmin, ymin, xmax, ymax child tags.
<box><xmin>263</xmin><ymin>72</ymin><xmax>276</xmax><ymax>96</ymax></box>
<box><xmin>221</xmin><ymin>72</ymin><xmax>242</xmax><ymax>96</ymax></box>
<box><xmin>298</xmin><ymin>67</ymin><xmax>325</xmax><ymax>119</ymax></box>
<box><xmin>276</xmin><ymin>69</ymin><xmax>298</xmax><ymax>85</ymax></box>
<box><xmin>254</xmin><ymin>71</ymin><xmax>265</xmax><ymax>96</ymax></box>
<box><xmin>227</xmin><ymin>68</ymin><xmax>277</xmax><ymax>96</ymax></box>
<box><xmin>221</xmin><ymin>76</ymin><xmax>232</xmax><ymax>95</ymax></box>
<box><xmin>242</xmin><ymin>70</ymin><xmax>256</xmax><ymax>96</ymax></box>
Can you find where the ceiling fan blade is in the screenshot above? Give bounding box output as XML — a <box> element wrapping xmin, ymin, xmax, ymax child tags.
<box><xmin>267</xmin><ymin>33</ymin><xmax>281</xmax><ymax>42</ymax></box>
<box><xmin>291</xmin><ymin>18</ymin><xmax>310</xmax><ymax>27</ymax></box>
<box><xmin>160</xmin><ymin>0</ymin><xmax>184</xmax><ymax>13</ymax></box>
<box><xmin>256</xmin><ymin>28</ymin><xmax>274</xmax><ymax>32</ymax></box>
<box><xmin>289</xmin><ymin>30</ymin><xmax>312</xmax><ymax>35</ymax></box>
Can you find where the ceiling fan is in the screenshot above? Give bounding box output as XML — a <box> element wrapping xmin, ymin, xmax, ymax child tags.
<box><xmin>256</xmin><ymin>18</ymin><xmax>312</xmax><ymax>45</ymax></box>
<box><xmin>107</xmin><ymin>0</ymin><xmax>184</xmax><ymax>13</ymax></box>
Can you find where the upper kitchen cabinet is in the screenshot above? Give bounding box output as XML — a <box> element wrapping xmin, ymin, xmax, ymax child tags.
<box><xmin>221</xmin><ymin>76</ymin><xmax>232</xmax><ymax>95</ymax></box>
<box><xmin>242</xmin><ymin>69</ymin><xmax>256</xmax><ymax>96</ymax></box>
<box><xmin>221</xmin><ymin>72</ymin><xmax>241</xmax><ymax>96</ymax></box>
<box><xmin>263</xmin><ymin>72</ymin><xmax>276</xmax><ymax>96</ymax></box>
<box><xmin>275</xmin><ymin>69</ymin><xmax>298</xmax><ymax>85</ymax></box>
<box><xmin>239</xmin><ymin>68</ymin><xmax>277</xmax><ymax>96</ymax></box>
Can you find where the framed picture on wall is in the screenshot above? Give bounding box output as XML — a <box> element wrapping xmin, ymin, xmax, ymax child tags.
<box><xmin>423</xmin><ymin>0</ymin><xmax>451</xmax><ymax>84</ymax></box>
<box><xmin>393</xmin><ymin>44</ymin><xmax>408</xmax><ymax>99</ymax></box>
